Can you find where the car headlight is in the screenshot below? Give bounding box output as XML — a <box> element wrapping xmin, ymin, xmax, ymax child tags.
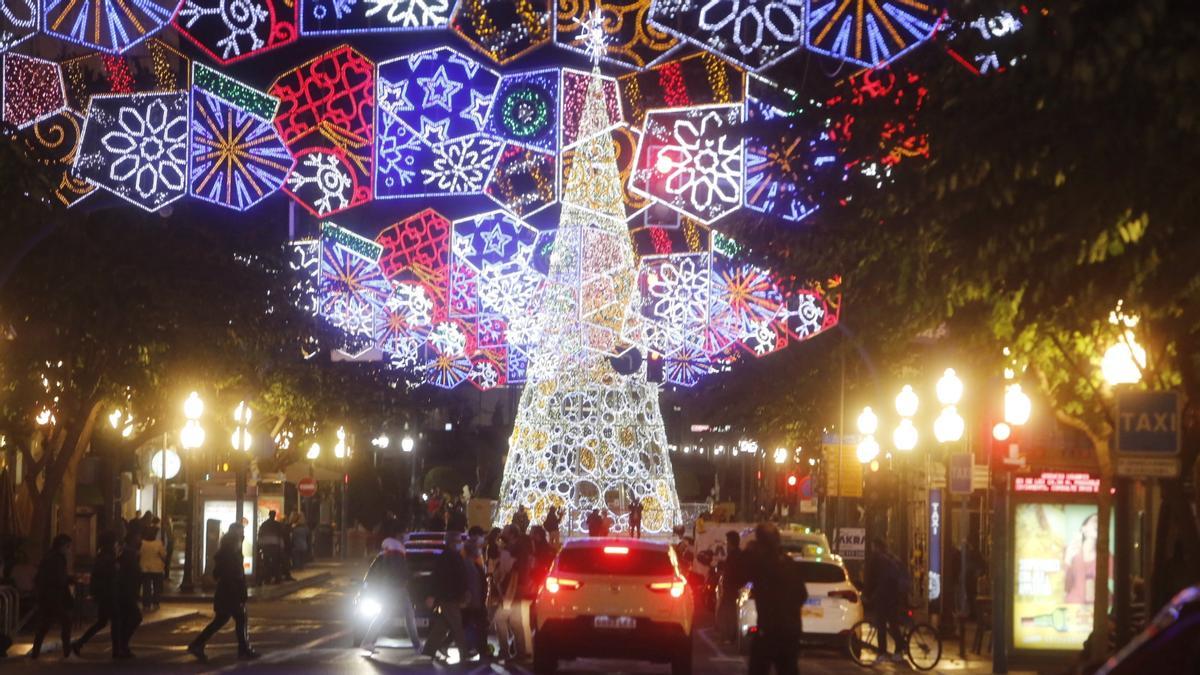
<box><xmin>358</xmin><ymin>597</ymin><xmax>383</xmax><ymax>618</ymax></box>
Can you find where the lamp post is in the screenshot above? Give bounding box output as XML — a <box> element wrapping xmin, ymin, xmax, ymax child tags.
<box><xmin>231</xmin><ymin>401</ymin><xmax>252</xmax><ymax>527</ymax></box>
<box><xmin>934</xmin><ymin>368</ymin><xmax>965</xmax><ymax>639</ymax></box>
<box><xmin>179</xmin><ymin>391</ymin><xmax>205</xmax><ymax>593</ymax></box>
<box><xmin>334</xmin><ymin>426</ymin><xmax>348</xmax><ymax>559</ymax></box>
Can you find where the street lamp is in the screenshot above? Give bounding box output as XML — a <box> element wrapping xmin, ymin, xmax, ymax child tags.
<box><xmin>893</xmin><ymin>418</ymin><xmax>919</xmax><ymax>451</ymax></box>
<box><xmin>230</xmin><ymin>401</ymin><xmax>252</xmax><ymax>527</ymax></box>
<box><xmin>179</xmin><ymin>391</ymin><xmax>204</xmax><ymax>593</ymax></box>
<box><xmin>856</xmin><ymin>406</ymin><xmax>879</xmax><ymax>436</ymax></box>
<box><xmin>371</xmin><ymin>434</ymin><xmax>390</xmax><ymax>449</ymax></box>
<box><xmin>306</xmin><ymin>442</ymin><xmax>321</xmax><ymax>461</ymax></box>
<box><xmin>895</xmin><ymin>385</ymin><xmax>919</xmax><ymax>418</ymax></box>
<box><xmin>400</xmin><ymin>436</ymin><xmax>415</xmax><ymax>453</ymax></box>
<box><xmin>934</xmin><ymin>405</ymin><xmax>965</xmax><ymax>444</ymax></box>
<box><xmin>773</xmin><ymin>447</ymin><xmax>788</xmax><ymax>465</ymax></box>
<box><xmin>936</xmin><ymin>368</ymin><xmax>964</xmax><ymax>406</ymax></box>
<box><xmin>1101</xmin><ymin>331</ymin><xmax>1145</xmax><ymax>385</ymax></box>
<box><xmin>856</xmin><ymin>436</ymin><xmax>880</xmax><ymax>464</ymax></box>
<box><xmin>1003</xmin><ymin>384</ymin><xmax>1032</xmax><ymax>426</ymax></box>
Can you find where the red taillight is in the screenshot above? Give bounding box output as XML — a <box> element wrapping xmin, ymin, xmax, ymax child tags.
<box><xmin>603</xmin><ymin>546</ymin><xmax>629</xmax><ymax>555</ymax></box>
<box><xmin>648</xmin><ymin>578</ymin><xmax>687</xmax><ymax>598</ymax></box>
<box><xmin>545</xmin><ymin>576</ymin><xmax>581</xmax><ymax>594</ymax></box>
<box><xmin>828</xmin><ymin>590</ymin><xmax>859</xmax><ymax>603</ymax></box>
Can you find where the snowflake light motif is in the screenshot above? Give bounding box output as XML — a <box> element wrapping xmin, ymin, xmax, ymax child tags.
<box><xmin>175</xmin><ymin>0</ymin><xmax>298</xmax><ymax>64</ymax></box>
<box><xmin>556</xmin><ymin>0</ymin><xmax>678</xmax><ymax>70</ymax></box>
<box><xmin>631</xmin><ymin>104</ymin><xmax>743</xmax><ymax>225</ymax></box>
<box><xmin>318</xmin><ymin>224</ymin><xmax>390</xmax><ymax>333</ymax></box>
<box><xmin>806</xmin><ymin>0</ymin><xmax>945</xmax><ymax>69</ymax></box>
<box><xmin>301</xmin><ymin>0</ymin><xmax>449</xmax><ymax>33</ymax></box>
<box><xmin>43</xmin><ymin>0</ymin><xmax>179</xmax><ymax>54</ymax></box>
<box><xmin>0</xmin><ymin>0</ymin><xmax>37</xmax><ymax>54</ymax></box>
<box><xmin>647</xmin><ymin>0</ymin><xmax>804</xmax><ymax>72</ymax></box>
<box><xmin>190</xmin><ymin>69</ymin><xmax>291</xmax><ymax>211</ymax></box>
<box><xmin>287</xmin><ymin>150</ymin><xmax>355</xmax><ymax>215</ymax></box>
<box><xmin>75</xmin><ymin>92</ymin><xmax>189</xmax><ymax>212</ymax></box>
<box><xmin>743</xmin><ymin>93</ymin><xmax>836</xmax><ymax>224</ymax></box>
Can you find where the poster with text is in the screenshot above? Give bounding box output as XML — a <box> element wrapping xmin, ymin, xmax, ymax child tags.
<box><xmin>1012</xmin><ymin>503</ymin><xmax>1113</xmax><ymax>650</ymax></box>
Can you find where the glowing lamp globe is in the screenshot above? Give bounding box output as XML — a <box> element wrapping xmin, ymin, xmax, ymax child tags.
<box><xmin>936</xmin><ymin>368</ymin><xmax>963</xmax><ymax>406</ymax></box>
<box><xmin>992</xmin><ymin>422</ymin><xmax>1012</xmax><ymax>442</ymax></box>
<box><xmin>893</xmin><ymin>418</ymin><xmax>918</xmax><ymax>451</ymax></box>
<box><xmin>181</xmin><ymin>420</ymin><xmax>205</xmax><ymax>449</ymax></box>
<box><xmin>934</xmin><ymin>406</ymin><xmax>965</xmax><ymax>443</ymax></box>
<box><xmin>1101</xmin><ymin>332</ymin><xmax>1146</xmax><ymax>385</ymax></box>
<box><xmin>856</xmin><ymin>406</ymin><xmax>879</xmax><ymax>436</ymax></box>
<box><xmin>231</xmin><ymin>429</ymin><xmax>252</xmax><ymax>452</ymax></box>
<box><xmin>234</xmin><ymin>401</ymin><xmax>252</xmax><ymax>425</ymax></box>
<box><xmin>306</xmin><ymin>443</ymin><xmax>321</xmax><ymax>460</ymax></box>
<box><xmin>856</xmin><ymin>436</ymin><xmax>880</xmax><ymax>464</ymax></box>
<box><xmin>1003</xmin><ymin>384</ymin><xmax>1032</xmax><ymax>426</ymax></box>
<box><xmin>401</xmin><ymin>436</ymin><xmax>415</xmax><ymax>453</ymax></box>
<box><xmin>895</xmin><ymin>385</ymin><xmax>919</xmax><ymax>418</ymax></box>
<box><xmin>183</xmin><ymin>392</ymin><xmax>204</xmax><ymax>420</ymax></box>
<box><xmin>149</xmin><ymin>449</ymin><xmax>182</xmax><ymax>479</ymax></box>
<box><xmin>773</xmin><ymin>447</ymin><xmax>788</xmax><ymax>464</ymax></box>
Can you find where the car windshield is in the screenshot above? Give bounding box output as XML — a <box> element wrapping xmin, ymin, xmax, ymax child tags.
<box><xmin>797</xmin><ymin>561</ymin><xmax>847</xmax><ymax>584</ymax></box>
<box><xmin>556</xmin><ymin>546</ymin><xmax>676</xmax><ymax>576</ymax></box>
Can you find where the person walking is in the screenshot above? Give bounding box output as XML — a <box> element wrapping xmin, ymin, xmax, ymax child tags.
<box><xmin>462</xmin><ymin>537</ymin><xmax>488</xmax><ymax>660</ymax></box>
<box><xmin>72</xmin><ymin>531</ymin><xmax>122</xmax><ymax>657</ymax></box>
<box><xmin>140</xmin><ymin>525</ymin><xmax>167</xmax><ymax>612</ymax></box>
<box><xmin>491</xmin><ymin>527</ymin><xmax>523</xmax><ymax>661</ymax></box>
<box><xmin>188</xmin><ymin>523</ymin><xmax>259</xmax><ymax>662</ymax></box>
<box><xmin>629</xmin><ymin>498</ymin><xmax>643</xmax><ymax>539</ymax></box>
<box><xmin>115</xmin><ymin>526</ymin><xmax>143</xmax><ymax>658</ymax></box>
<box><xmin>744</xmin><ymin>523</ymin><xmax>807</xmax><ymax>675</ymax></box>
<box><xmin>863</xmin><ymin>537</ymin><xmax>905</xmax><ymax>662</ymax></box>
<box><xmin>360</xmin><ymin>536</ymin><xmax>421</xmax><ymax>653</ymax></box>
<box><xmin>542</xmin><ymin>506</ymin><xmax>561</xmax><ymax>546</ymax></box>
<box><xmin>421</xmin><ymin>530</ymin><xmax>468</xmax><ymax>662</ymax></box>
<box><xmin>30</xmin><ymin>534</ymin><xmax>74</xmax><ymax>659</ymax></box>
<box><xmin>717</xmin><ymin>530</ymin><xmax>744</xmax><ymax>643</ymax></box>
<box><xmin>291</xmin><ymin>512</ymin><xmax>310</xmax><ymax>572</ymax></box>
<box><xmin>511</xmin><ymin>505</ymin><xmax>530</xmax><ymax>535</ymax></box>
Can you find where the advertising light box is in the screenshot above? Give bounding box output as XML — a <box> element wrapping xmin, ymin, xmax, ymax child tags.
<box><xmin>1012</xmin><ymin>502</ymin><xmax>1113</xmax><ymax>651</ymax></box>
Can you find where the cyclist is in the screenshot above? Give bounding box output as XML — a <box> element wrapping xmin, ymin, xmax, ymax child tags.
<box><xmin>863</xmin><ymin>537</ymin><xmax>906</xmax><ymax>662</ymax></box>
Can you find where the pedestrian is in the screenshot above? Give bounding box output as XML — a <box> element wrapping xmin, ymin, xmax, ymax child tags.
<box><xmin>188</xmin><ymin>523</ymin><xmax>259</xmax><ymax>662</ymax></box>
<box><xmin>280</xmin><ymin>512</ymin><xmax>295</xmax><ymax>581</ymax></box>
<box><xmin>629</xmin><ymin>498</ymin><xmax>644</xmax><ymax>538</ymax></box>
<box><xmin>448</xmin><ymin>499</ymin><xmax>468</xmax><ymax>532</ymax></box>
<box><xmin>717</xmin><ymin>530</ymin><xmax>744</xmax><ymax>642</ymax></box>
<box><xmin>360</xmin><ymin>536</ymin><xmax>420</xmax><ymax>653</ymax></box>
<box><xmin>291</xmin><ymin>512</ymin><xmax>310</xmax><ymax>572</ymax></box>
<box><xmin>542</xmin><ymin>506</ymin><xmax>561</xmax><ymax>546</ymax></box>
<box><xmin>30</xmin><ymin>534</ymin><xmax>74</xmax><ymax>659</ymax></box>
<box><xmin>586</xmin><ymin>508</ymin><xmax>606</xmax><ymax>536</ymax></box>
<box><xmin>508</xmin><ymin>527</ymin><xmax>535</xmax><ymax>660</ymax></box>
<box><xmin>512</xmin><ymin>504</ymin><xmax>530</xmax><ymax>534</ymax></box>
<box><xmin>462</xmin><ymin>536</ymin><xmax>488</xmax><ymax>659</ymax></box>
<box><xmin>863</xmin><ymin>537</ymin><xmax>905</xmax><ymax>662</ymax></box>
<box><xmin>421</xmin><ymin>530</ymin><xmax>469</xmax><ymax>662</ymax></box>
<box><xmin>744</xmin><ymin>523</ymin><xmax>807</xmax><ymax>675</ymax></box>
<box><xmin>140</xmin><ymin>524</ymin><xmax>167</xmax><ymax>612</ymax></box>
<box><xmin>491</xmin><ymin>526</ymin><xmax>524</xmax><ymax>661</ymax></box>
<box><xmin>257</xmin><ymin>510</ymin><xmax>284</xmax><ymax>584</ymax></box>
<box><xmin>115</xmin><ymin>525</ymin><xmax>143</xmax><ymax>658</ymax></box>
<box><xmin>72</xmin><ymin>531</ymin><xmax>122</xmax><ymax>657</ymax></box>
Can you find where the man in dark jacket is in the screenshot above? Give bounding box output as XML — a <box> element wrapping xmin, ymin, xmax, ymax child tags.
<box><xmin>717</xmin><ymin>530</ymin><xmax>744</xmax><ymax>642</ymax></box>
<box><xmin>257</xmin><ymin>511</ymin><xmax>284</xmax><ymax>585</ymax></box>
<box><xmin>420</xmin><ymin>530</ymin><xmax>468</xmax><ymax>661</ymax></box>
<box><xmin>863</xmin><ymin>537</ymin><xmax>904</xmax><ymax>660</ymax></box>
<box><xmin>115</xmin><ymin>527</ymin><xmax>143</xmax><ymax>658</ymax></box>
<box><xmin>30</xmin><ymin>534</ymin><xmax>74</xmax><ymax>659</ymax></box>
<box><xmin>360</xmin><ymin>537</ymin><xmax>420</xmax><ymax>652</ymax></box>
<box><xmin>188</xmin><ymin>523</ymin><xmax>258</xmax><ymax>662</ymax></box>
<box><xmin>745</xmin><ymin>523</ymin><xmax>807</xmax><ymax>675</ymax></box>
<box><xmin>71</xmin><ymin>531</ymin><xmax>121</xmax><ymax>656</ymax></box>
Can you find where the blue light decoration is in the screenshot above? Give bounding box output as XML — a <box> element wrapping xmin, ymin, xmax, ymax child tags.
<box><xmin>42</xmin><ymin>0</ymin><xmax>180</xmax><ymax>54</ymax></box>
<box><xmin>74</xmin><ymin>91</ymin><xmax>190</xmax><ymax>212</ymax></box>
<box><xmin>646</xmin><ymin>0</ymin><xmax>805</xmax><ymax>72</ymax></box>
<box><xmin>805</xmin><ymin>0</ymin><xmax>945</xmax><ymax>69</ymax></box>
<box><xmin>742</xmin><ymin>91</ymin><xmax>837</xmax><ymax>224</ymax></box>
<box><xmin>299</xmin><ymin>0</ymin><xmax>450</xmax><ymax>34</ymax></box>
<box><xmin>486</xmin><ymin>68</ymin><xmax>558</xmax><ymax>152</ymax></box>
<box><xmin>190</xmin><ymin>64</ymin><xmax>291</xmax><ymax>210</ymax></box>
<box><xmin>940</xmin><ymin>6</ymin><xmax>1027</xmax><ymax>76</ymax></box>
<box><xmin>0</xmin><ymin>0</ymin><xmax>38</xmax><ymax>54</ymax></box>
<box><xmin>175</xmin><ymin>0</ymin><xmax>298</xmax><ymax>64</ymax></box>
<box><xmin>374</xmin><ymin>46</ymin><xmax>504</xmax><ymax>199</ymax></box>
<box><xmin>318</xmin><ymin>221</ymin><xmax>389</xmax><ymax>339</ymax></box>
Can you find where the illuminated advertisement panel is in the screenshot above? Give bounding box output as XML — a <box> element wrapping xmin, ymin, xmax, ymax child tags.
<box><xmin>202</xmin><ymin>499</ymin><xmax>257</xmax><ymax>574</ymax></box>
<box><xmin>1012</xmin><ymin>502</ymin><xmax>1113</xmax><ymax>651</ymax></box>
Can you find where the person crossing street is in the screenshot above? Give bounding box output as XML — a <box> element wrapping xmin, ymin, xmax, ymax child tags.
<box><xmin>188</xmin><ymin>523</ymin><xmax>259</xmax><ymax>662</ymax></box>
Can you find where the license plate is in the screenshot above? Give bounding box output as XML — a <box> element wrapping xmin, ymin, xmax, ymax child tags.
<box><xmin>415</xmin><ymin>618</ymin><xmax>430</xmax><ymax>628</ymax></box>
<box><xmin>593</xmin><ymin>616</ymin><xmax>636</xmax><ymax>630</ymax></box>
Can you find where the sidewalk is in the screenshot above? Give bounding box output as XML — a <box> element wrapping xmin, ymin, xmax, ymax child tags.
<box><xmin>159</xmin><ymin>560</ymin><xmax>346</xmax><ymax>603</ymax></box>
<box><xmin>7</xmin><ymin>604</ymin><xmax>202</xmax><ymax>658</ymax></box>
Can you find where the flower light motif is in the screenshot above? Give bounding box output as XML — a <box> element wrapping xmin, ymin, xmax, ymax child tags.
<box><xmin>648</xmin><ymin>0</ymin><xmax>804</xmax><ymax>72</ymax></box>
<box><xmin>421</xmin><ymin>136</ymin><xmax>501</xmax><ymax>192</ymax></box>
<box><xmin>576</xmin><ymin>9</ymin><xmax>609</xmax><ymax>65</ymax></box>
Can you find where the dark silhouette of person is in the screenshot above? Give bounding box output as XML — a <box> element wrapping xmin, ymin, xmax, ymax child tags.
<box><xmin>114</xmin><ymin>526</ymin><xmax>143</xmax><ymax>658</ymax></box>
<box><xmin>512</xmin><ymin>505</ymin><xmax>530</xmax><ymax>534</ymax></box>
<box><xmin>629</xmin><ymin>499</ymin><xmax>644</xmax><ymax>539</ymax></box>
<box><xmin>30</xmin><ymin>534</ymin><xmax>74</xmax><ymax>659</ymax></box>
<box><xmin>745</xmin><ymin>523</ymin><xmax>807</xmax><ymax>675</ymax></box>
<box><xmin>72</xmin><ymin>531</ymin><xmax>121</xmax><ymax>656</ymax></box>
<box><xmin>717</xmin><ymin>530</ymin><xmax>744</xmax><ymax>642</ymax></box>
<box><xmin>863</xmin><ymin>537</ymin><xmax>905</xmax><ymax>660</ymax></box>
<box><xmin>421</xmin><ymin>530</ymin><xmax>468</xmax><ymax>661</ymax></box>
<box><xmin>188</xmin><ymin>523</ymin><xmax>258</xmax><ymax>662</ymax></box>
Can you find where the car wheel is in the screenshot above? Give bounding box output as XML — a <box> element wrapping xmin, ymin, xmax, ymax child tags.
<box><xmin>671</xmin><ymin>636</ymin><xmax>693</xmax><ymax>675</ymax></box>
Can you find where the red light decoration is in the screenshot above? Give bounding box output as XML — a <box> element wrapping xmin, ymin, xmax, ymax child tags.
<box><xmin>270</xmin><ymin>45</ymin><xmax>375</xmax><ymax>146</ymax></box>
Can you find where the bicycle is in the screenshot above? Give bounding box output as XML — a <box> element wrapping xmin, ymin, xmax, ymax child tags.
<box><xmin>847</xmin><ymin>609</ymin><xmax>942</xmax><ymax>671</ymax></box>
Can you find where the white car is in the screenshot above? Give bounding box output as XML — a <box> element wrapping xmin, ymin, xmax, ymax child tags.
<box><xmin>534</xmin><ymin>538</ymin><xmax>695</xmax><ymax>675</ymax></box>
<box><xmin>736</xmin><ymin>555</ymin><xmax>863</xmax><ymax>652</ymax></box>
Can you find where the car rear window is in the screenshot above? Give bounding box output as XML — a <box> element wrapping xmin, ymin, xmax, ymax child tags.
<box><xmin>405</xmin><ymin>550</ymin><xmax>442</xmax><ymax>572</ymax></box>
<box><xmin>556</xmin><ymin>546</ymin><xmax>676</xmax><ymax>576</ymax></box>
<box><xmin>798</xmin><ymin>561</ymin><xmax>847</xmax><ymax>583</ymax></box>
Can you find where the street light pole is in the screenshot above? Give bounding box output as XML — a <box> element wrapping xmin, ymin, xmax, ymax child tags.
<box><xmin>179</xmin><ymin>391</ymin><xmax>206</xmax><ymax>593</ymax></box>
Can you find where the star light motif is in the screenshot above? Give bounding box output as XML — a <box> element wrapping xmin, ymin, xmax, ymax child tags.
<box><xmin>480</xmin><ymin>223</ymin><xmax>514</xmax><ymax>256</ymax></box>
<box><xmin>417</xmin><ymin>65</ymin><xmax>462</xmax><ymax>112</ymax></box>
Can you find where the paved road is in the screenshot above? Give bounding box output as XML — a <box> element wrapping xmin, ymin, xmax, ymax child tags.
<box><xmin>3</xmin><ymin>570</ymin><xmax>958</xmax><ymax>674</ymax></box>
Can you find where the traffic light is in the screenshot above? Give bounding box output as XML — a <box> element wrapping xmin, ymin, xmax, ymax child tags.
<box><xmin>787</xmin><ymin>474</ymin><xmax>798</xmax><ymax>488</ymax></box>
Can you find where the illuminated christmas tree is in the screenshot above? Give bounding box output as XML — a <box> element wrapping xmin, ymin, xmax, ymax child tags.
<box><xmin>495</xmin><ymin>38</ymin><xmax>681</xmax><ymax>534</ymax></box>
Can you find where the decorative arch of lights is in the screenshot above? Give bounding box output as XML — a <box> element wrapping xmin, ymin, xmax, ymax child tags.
<box><xmin>2</xmin><ymin>0</ymin><xmax>1000</xmax><ymax>532</ymax></box>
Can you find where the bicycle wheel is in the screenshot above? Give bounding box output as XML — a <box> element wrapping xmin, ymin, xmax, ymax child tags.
<box><xmin>847</xmin><ymin>620</ymin><xmax>883</xmax><ymax>667</ymax></box>
<box><xmin>904</xmin><ymin>622</ymin><xmax>942</xmax><ymax>671</ymax></box>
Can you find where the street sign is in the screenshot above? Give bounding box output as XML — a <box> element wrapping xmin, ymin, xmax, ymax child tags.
<box><xmin>949</xmin><ymin>454</ymin><xmax>973</xmax><ymax>495</ymax></box>
<box><xmin>835</xmin><ymin>527</ymin><xmax>866</xmax><ymax>560</ymax></box>
<box><xmin>1116</xmin><ymin>391</ymin><xmax>1181</xmax><ymax>478</ymax></box>
<box><xmin>297</xmin><ymin>477</ymin><xmax>317</xmax><ymax>498</ymax></box>
<box><xmin>821</xmin><ymin>436</ymin><xmax>864</xmax><ymax>498</ymax></box>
